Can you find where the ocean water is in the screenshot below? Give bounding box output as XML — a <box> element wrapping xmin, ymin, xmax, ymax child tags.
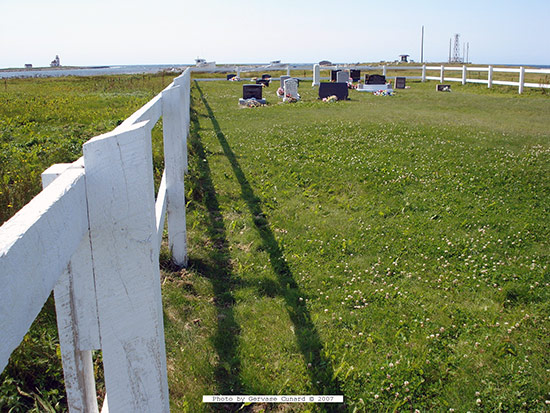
<box><xmin>0</xmin><ymin>64</ymin><xmax>187</xmax><ymax>79</ymax></box>
<box><xmin>1</xmin><ymin>63</ymin><xmax>548</xmax><ymax>79</ymax></box>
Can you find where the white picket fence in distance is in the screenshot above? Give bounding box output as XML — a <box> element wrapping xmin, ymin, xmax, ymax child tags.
<box><xmin>0</xmin><ymin>68</ymin><xmax>192</xmax><ymax>412</ymax></box>
<box><xmin>307</xmin><ymin>63</ymin><xmax>550</xmax><ymax>94</ymax></box>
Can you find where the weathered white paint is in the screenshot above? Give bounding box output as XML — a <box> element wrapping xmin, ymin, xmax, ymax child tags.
<box><xmin>422</xmin><ymin>64</ymin><xmax>426</xmax><ymax>82</ymax></box>
<box><xmin>462</xmin><ymin>65</ymin><xmax>467</xmax><ymax>85</ymax></box>
<box><xmin>0</xmin><ymin>166</ymin><xmax>88</xmax><ymax>372</ymax></box>
<box><xmin>83</xmin><ymin>121</ymin><xmax>169</xmax><ymax>412</ymax></box>
<box><xmin>382</xmin><ymin>65</ymin><xmax>387</xmax><ymax>76</ymax></box>
<box><xmin>440</xmin><ymin>65</ymin><xmax>445</xmax><ymax>83</ymax></box>
<box><xmin>42</xmin><ymin>164</ymin><xmax>100</xmax><ymax>413</ymax></box>
<box><xmin>162</xmin><ymin>85</ymin><xmax>188</xmax><ymax>266</ymax></box>
<box><xmin>488</xmin><ymin>65</ymin><xmax>493</xmax><ymax>88</ymax></box>
<box><xmin>155</xmin><ymin>170</ymin><xmax>168</xmax><ymax>253</ymax></box>
<box><xmin>1</xmin><ymin>68</ymin><xmax>194</xmax><ymax>411</ymax></box>
<box><xmin>117</xmin><ymin>94</ymin><xmax>162</xmax><ymax>132</ymax></box>
<box><xmin>173</xmin><ymin>70</ymin><xmax>191</xmax><ymax>172</ymax></box>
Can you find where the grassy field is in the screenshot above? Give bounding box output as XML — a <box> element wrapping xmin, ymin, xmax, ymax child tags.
<box><xmin>1</xmin><ymin>73</ymin><xmax>549</xmax><ymax>412</ymax></box>
<box><xmin>162</xmin><ymin>79</ymin><xmax>550</xmax><ymax>412</ymax></box>
<box><xmin>0</xmin><ymin>73</ymin><xmax>173</xmax><ymax>411</ymax></box>
<box><xmin>0</xmin><ymin>73</ymin><xmax>173</xmax><ymax>225</ymax></box>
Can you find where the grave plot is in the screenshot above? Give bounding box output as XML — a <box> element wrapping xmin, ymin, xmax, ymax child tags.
<box><xmin>165</xmin><ymin>79</ymin><xmax>550</xmax><ymax>411</ymax></box>
<box><xmin>239</xmin><ymin>84</ymin><xmax>266</xmax><ymax>107</ymax></box>
<box><xmin>283</xmin><ymin>78</ymin><xmax>300</xmax><ymax>102</ymax></box>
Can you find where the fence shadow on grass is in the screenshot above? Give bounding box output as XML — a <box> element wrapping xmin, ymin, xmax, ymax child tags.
<box><xmin>195</xmin><ymin>82</ymin><xmax>344</xmax><ymax>411</ymax></box>
<box><xmin>187</xmin><ymin>94</ymin><xmax>243</xmax><ymax>402</ymax></box>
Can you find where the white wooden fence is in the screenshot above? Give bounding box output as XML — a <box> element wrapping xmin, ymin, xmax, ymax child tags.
<box><xmin>310</xmin><ymin>63</ymin><xmax>550</xmax><ymax>94</ymax></box>
<box><xmin>0</xmin><ymin>68</ymin><xmax>192</xmax><ymax>412</ymax></box>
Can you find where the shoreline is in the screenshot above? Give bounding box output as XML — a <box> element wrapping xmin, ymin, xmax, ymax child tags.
<box><xmin>0</xmin><ymin>65</ymin><xmax>110</xmax><ymax>72</ymax></box>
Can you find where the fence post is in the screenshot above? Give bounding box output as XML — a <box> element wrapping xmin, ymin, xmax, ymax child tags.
<box><xmin>287</xmin><ymin>65</ymin><xmax>291</xmax><ymax>76</ymax></box>
<box><xmin>42</xmin><ymin>164</ymin><xmax>100</xmax><ymax>413</ymax></box>
<box><xmin>488</xmin><ymin>65</ymin><xmax>493</xmax><ymax>88</ymax></box>
<box><xmin>440</xmin><ymin>65</ymin><xmax>445</xmax><ymax>83</ymax></box>
<box><xmin>83</xmin><ymin>121</ymin><xmax>169</xmax><ymax>412</ymax></box>
<box><xmin>161</xmin><ymin>85</ymin><xmax>188</xmax><ymax>267</ymax></box>
<box><xmin>312</xmin><ymin>64</ymin><xmax>320</xmax><ymax>86</ymax></box>
<box><xmin>462</xmin><ymin>65</ymin><xmax>467</xmax><ymax>85</ymax></box>
<box><xmin>173</xmin><ymin>71</ymin><xmax>190</xmax><ymax>173</ymax></box>
<box><xmin>383</xmin><ymin>65</ymin><xmax>387</xmax><ymax>76</ymax></box>
<box><xmin>422</xmin><ymin>64</ymin><xmax>426</xmax><ymax>82</ymax></box>
<box><xmin>518</xmin><ymin>66</ymin><xmax>525</xmax><ymax>94</ymax></box>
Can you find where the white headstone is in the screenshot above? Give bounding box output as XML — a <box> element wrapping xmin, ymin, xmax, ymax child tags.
<box><xmin>283</xmin><ymin>78</ymin><xmax>299</xmax><ymax>102</ymax></box>
<box><xmin>312</xmin><ymin>64</ymin><xmax>320</xmax><ymax>86</ymax></box>
<box><xmin>336</xmin><ymin>70</ymin><xmax>350</xmax><ymax>83</ymax></box>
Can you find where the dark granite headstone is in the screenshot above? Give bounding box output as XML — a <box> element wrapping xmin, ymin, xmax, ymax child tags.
<box><xmin>436</xmin><ymin>84</ymin><xmax>451</xmax><ymax>92</ymax></box>
<box><xmin>395</xmin><ymin>77</ymin><xmax>406</xmax><ymax>89</ymax></box>
<box><xmin>227</xmin><ymin>74</ymin><xmax>237</xmax><ymax>80</ymax></box>
<box><xmin>331</xmin><ymin>70</ymin><xmax>342</xmax><ymax>82</ymax></box>
<box><xmin>280</xmin><ymin>75</ymin><xmax>291</xmax><ymax>88</ymax></box>
<box><xmin>319</xmin><ymin>82</ymin><xmax>348</xmax><ymax>100</ymax></box>
<box><xmin>262</xmin><ymin>74</ymin><xmax>272</xmax><ymax>80</ymax></box>
<box><xmin>350</xmin><ymin>70</ymin><xmax>361</xmax><ymax>82</ymax></box>
<box><xmin>256</xmin><ymin>79</ymin><xmax>270</xmax><ymax>87</ymax></box>
<box><xmin>365</xmin><ymin>74</ymin><xmax>386</xmax><ymax>85</ymax></box>
<box><xmin>243</xmin><ymin>84</ymin><xmax>263</xmax><ymax>99</ymax></box>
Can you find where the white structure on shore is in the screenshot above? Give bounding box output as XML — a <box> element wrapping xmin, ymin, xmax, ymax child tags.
<box><xmin>194</xmin><ymin>58</ymin><xmax>215</xmax><ymax>69</ymax></box>
<box><xmin>50</xmin><ymin>55</ymin><xmax>60</xmax><ymax>67</ymax></box>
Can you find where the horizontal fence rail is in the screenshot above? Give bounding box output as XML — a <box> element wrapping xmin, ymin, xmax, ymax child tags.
<box><xmin>0</xmin><ymin>68</ymin><xmax>192</xmax><ymax>412</ymax></box>
<box><xmin>1</xmin><ymin>59</ymin><xmax>547</xmax><ymax>411</ymax></box>
<box><xmin>191</xmin><ymin>63</ymin><xmax>550</xmax><ymax>94</ymax></box>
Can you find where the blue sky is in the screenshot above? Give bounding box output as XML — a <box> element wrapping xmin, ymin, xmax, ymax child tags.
<box><xmin>1</xmin><ymin>0</ymin><xmax>549</xmax><ymax>68</ymax></box>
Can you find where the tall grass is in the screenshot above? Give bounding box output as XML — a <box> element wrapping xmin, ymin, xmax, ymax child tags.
<box><xmin>0</xmin><ymin>73</ymin><xmax>174</xmax><ymax>412</ymax></box>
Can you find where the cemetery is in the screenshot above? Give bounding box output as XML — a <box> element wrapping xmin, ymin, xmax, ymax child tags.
<box><xmin>0</xmin><ymin>66</ymin><xmax>549</xmax><ymax>412</ymax></box>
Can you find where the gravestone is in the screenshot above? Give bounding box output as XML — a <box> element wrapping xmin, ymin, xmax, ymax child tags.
<box><xmin>395</xmin><ymin>77</ymin><xmax>406</xmax><ymax>89</ymax></box>
<box><xmin>240</xmin><ymin>84</ymin><xmax>266</xmax><ymax>106</ymax></box>
<box><xmin>256</xmin><ymin>79</ymin><xmax>270</xmax><ymax>87</ymax></box>
<box><xmin>336</xmin><ymin>71</ymin><xmax>350</xmax><ymax>83</ymax></box>
<box><xmin>243</xmin><ymin>84</ymin><xmax>263</xmax><ymax>99</ymax></box>
<box><xmin>283</xmin><ymin>78</ymin><xmax>299</xmax><ymax>102</ymax></box>
<box><xmin>350</xmin><ymin>69</ymin><xmax>361</xmax><ymax>82</ymax></box>
<box><xmin>318</xmin><ymin>82</ymin><xmax>348</xmax><ymax>100</ymax></box>
<box><xmin>331</xmin><ymin>70</ymin><xmax>341</xmax><ymax>82</ymax></box>
<box><xmin>365</xmin><ymin>74</ymin><xmax>386</xmax><ymax>85</ymax></box>
<box><xmin>436</xmin><ymin>84</ymin><xmax>451</xmax><ymax>92</ymax></box>
<box><xmin>227</xmin><ymin>74</ymin><xmax>237</xmax><ymax>80</ymax></box>
<box><xmin>280</xmin><ymin>75</ymin><xmax>291</xmax><ymax>88</ymax></box>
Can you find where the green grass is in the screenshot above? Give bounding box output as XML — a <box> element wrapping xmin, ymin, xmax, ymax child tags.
<box><xmin>162</xmin><ymin>79</ymin><xmax>550</xmax><ymax>411</ymax></box>
<box><xmin>1</xmin><ymin>74</ymin><xmax>549</xmax><ymax>412</ymax></box>
<box><xmin>0</xmin><ymin>73</ymin><xmax>173</xmax><ymax>225</ymax></box>
<box><xmin>0</xmin><ymin>73</ymin><xmax>174</xmax><ymax>412</ymax></box>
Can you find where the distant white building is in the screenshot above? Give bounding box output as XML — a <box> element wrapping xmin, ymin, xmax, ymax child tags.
<box><xmin>50</xmin><ymin>55</ymin><xmax>60</xmax><ymax>67</ymax></box>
